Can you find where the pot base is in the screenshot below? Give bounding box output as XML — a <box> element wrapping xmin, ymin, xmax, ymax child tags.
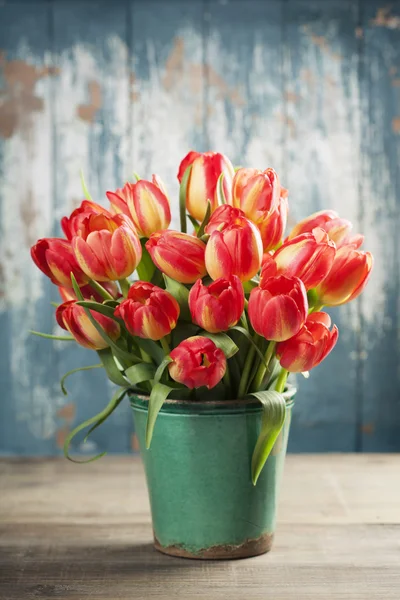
<box><xmin>154</xmin><ymin>533</ymin><xmax>274</xmax><ymax>560</ymax></box>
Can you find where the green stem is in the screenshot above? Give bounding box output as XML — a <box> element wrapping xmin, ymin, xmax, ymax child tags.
<box><xmin>118</xmin><ymin>278</ymin><xmax>131</xmax><ymax>298</ymax></box>
<box><xmin>275</xmin><ymin>368</ymin><xmax>288</xmax><ymax>393</ymax></box>
<box><xmin>60</xmin><ymin>364</ymin><xmax>103</xmax><ymax>395</ymax></box>
<box><xmin>30</xmin><ymin>330</ymin><xmax>75</xmax><ymax>341</ymax></box>
<box><xmin>239</xmin><ymin>311</ymin><xmax>249</xmax><ymax>331</ymax></box>
<box><xmin>237</xmin><ymin>333</ymin><xmax>259</xmax><ymax>398</ymax></box>
<box><xmin>309</xmin><ymin>303</ymin><xmax>324</xmax><ymax>314</ymax></box>
<box><xmin>160</xmin><ymin>337</ymin><xmax>171</xmax><ymax>355</ymax></box>
<box><xmin>223</xmin><ymin>365</ymin><xmax>232</xmax><ymax>399</ymax></box>
<box><xmin>139</xmin><ymin>348</ymin><xmax>153</xmax><ymax>364</ymax></box>
<box><xmin>89</xmin><ymin>279</ymin><xmax>114</xmax><ymax>301</ymax></box>
<box><xmin>251</xmin><ymin>341</ymin><xmax>276</xmax><ymax>392</ymax></box>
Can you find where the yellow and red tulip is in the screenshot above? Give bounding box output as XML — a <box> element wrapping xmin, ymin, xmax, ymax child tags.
<box><xmin>248</xmin><ymin>275</ymin><xmax>308</xmax><ymax>342</ymax></box>
<box><xmin>258</xmin><ymin>195</ymin><xmax>289</xmax><ymax>252</ymax></box>
<box><xmin>146</xmin><ymin>230</ymin><xmax>207</xmax><ymax>284</ymax></box>
<box><xmin>177</xmin><ymin>151</ymin><xmax>235</xmax><ymax>222</ymax></box>
<box><xmin>272</xmin><ymin>227</ymin><xmax>336</xmax><ymax>289</ymax></box>
<box><xmin>31</xmin><ymin>238</ymin><xmax>89</xmax><ymax>287</ymax></box>
<box><xmin>315</xmin><ymin>246</ymin><xmax>373</xmax><ymax>306</ymax></box>
<box><xmin>72</xmin><ymin>213</ymin><xmax>142</xmax><ymax>281</ymax></box>
<box><xmin>56</xmin><ymin>300</ymin><xmax>120</xmax><ymax>350</ymax></box>
<box><xmin>189</xmin><ymin>275</ymin><xmax>244</xmax><ymax>333</ymax></box>
<box><xmin>61</xmin><ymin>200</ymin><xmax>112</xmax><ymax>240</ymax></box>
<box><xmin>232</xmin><ymin>167</ymin><xmax>280</xmax><ymax>221</ymax></box>
<box><xmin>276</xmin><ymin>312</ymin><xmax>339</xmax><ymax>372</ymax></box>
<box><xmin>288</xmin><ymin>210</ymin><xmax>363</xmax><ymax>249</ymax></box>
<box><xmin>204</xmin><ymin>206</ymin><xmax>263</xmax><ymax>282</ymax></box>
<box><xmin>114</xmin><ymin>282</ymin><xmax>179</xmax><ymax>340</ymax></box>
<box><xmin>168</xmin><ymin>336</ymin><xmax>226</xmax><ymax>389</ymax></box>
<box><xmin>106</xmin><ymin>176</ymin><xmax>171</xmax><ymax>237</ymax></box>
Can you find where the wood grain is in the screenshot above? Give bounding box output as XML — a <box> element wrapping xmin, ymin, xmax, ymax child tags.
<box><xmin>0</xmin><ymin>455</ymin><xmax>399</xmax><ymax>599</ymax></box>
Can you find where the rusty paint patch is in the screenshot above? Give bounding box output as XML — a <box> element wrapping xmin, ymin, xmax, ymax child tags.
<box><xmin>392</xmin><ymin>117</ymin><xmax>400</xmax><ymax>133</ymax></box>
<box><xmin>154</xmin><ymin>532</ymin><xmax>273</xmax><ymax>560</ymax></box>
<box><xmin>285</xmin><ymin>91</ymin><xmax>301</xmax><ymax>103</ymax></box>
<box><xmin>0</xmin><ymin>52</ymin><xmax>59</xmax><ymax>139</ymax></box>
<box><xmin>391</xmin><ymin>78</ymin><xmax>400</xmax><ymax>87</ymax></box>
<box><xmin>131</xmin><ymin>433</ymin><xmax>140</xmax><ymax>451</ymax></box>
<box><xmin>361</xmin><ymin>423</ymin><xmax>375</xmax><ymax>435</ymax></box>
<box><xmin>19</xmin><ymin>190</ymin><xmax>38</xmax><ymax>246</ymax></box>
<box><xmin>370</xmin><ymin>7</ymin><xmax>400</xmax><ymax>29</ymax></box>
<box><xmin>302</xmin><ymin>26</ymin><xmax>342</xmax><ymax>61</ymax></box>
<box><xmin>389</xmin><ymin>66</ymin><xmax>398</xmax><ymax>75</ymax></box>
<box><xmin>77</xmin><ymin>80</ymin><xmax>102</xmax><ymax>123</ymax></box>
<box><xmin>56</xmin><ymin>427</ymin><xmax>69</xmax><ymax>449</ymax></box>
<box><xmin>57</xmin><ymin>402</ymin><xmax>76</xmax><ymax>422</ymax></box>
<box><xmin>355</xmin><ymin>27</ymin><xmax>364</xmax><ymax>39</ymax></box>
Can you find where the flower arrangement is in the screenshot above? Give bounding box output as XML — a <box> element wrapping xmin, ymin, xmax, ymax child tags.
<box><xmin>31</xmin><ymin>151</ymin><xmax>373</xmax><ymax>484</ymax></box>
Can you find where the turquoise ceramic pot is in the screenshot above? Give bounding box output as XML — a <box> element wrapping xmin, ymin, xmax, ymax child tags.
<box><xmin>130</xmin><ymin>389</ymin><xmax>295</xmax><ymax>560</ymax></box>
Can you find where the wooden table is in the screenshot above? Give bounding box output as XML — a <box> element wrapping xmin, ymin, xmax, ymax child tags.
<box><xmin>1</xmin><ymin>455</ymin><xmax>399</xmax><ymax>599</ymax></box>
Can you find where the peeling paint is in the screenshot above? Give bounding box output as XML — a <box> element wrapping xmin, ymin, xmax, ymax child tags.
<box><xmin>131</xmin><ymin>433</ymin><xmax>140</xmax><ymax>451</ymax></box>
<box><xmin>76</xmin><ymin>80</ymin><xmax>102</xmax><ymax>123</ymax></box>
<box><xmin>361</xmin><ymin>423</ymin><xmax>375</xmax><ymax>435</ymax></box>
<box><xmin>370</xmin><ymin>7</ymin><xmax>400</xmax><ymax>30</ymax></box>
<box><xmin>302</xmin><ymin>26</ymin><xmax>342</xmax><ymax>61</ymax></box>
<box><xmin>57</xmin><ymin>402</ymin><xmax>76</xmax><ymax>422</ymax></box>
<box><xmin>392</xmin><ymin>117</ymin><xmax>400</xmax><ymax>133</ymax></box>
<box><xmin>355</xmin><ymin>27</ymin><xmax>364</xmax><ymax>39</ymax></box>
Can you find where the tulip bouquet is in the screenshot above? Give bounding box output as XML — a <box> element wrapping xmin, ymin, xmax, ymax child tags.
<box><xmin>31</xmin><ymin>151</ymin><xmax>373</xmax><ymax>484</ymax></box>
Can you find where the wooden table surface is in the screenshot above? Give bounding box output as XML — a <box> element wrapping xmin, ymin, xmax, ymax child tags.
<box><xmin>1</xmin><ymin>455</ymin><xmax>399</xmax><ymax>600</ymax></box>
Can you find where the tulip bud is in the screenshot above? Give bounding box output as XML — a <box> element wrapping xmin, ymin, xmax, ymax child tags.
<box><xmin>72</xmin><ymin>213</ymin><xmax>142</xmax><ymax>281</ymax></box>
<box><xmin>276</xmin><ymin>312</ymin><xmax>339</xmax><ymax>372</ymax></box>
<box><xmin>232</xmin><ymin>167</ymin><xmax>280</xmax><ymax>221</ymax></box>
<box><xmin>56</xmin><ymin>300</ymin><xmax>120</xmax><ymax>350</ymax></box>
<box><xmin>61</xmin><ymin>200</ymin><xmax>112</xmax><ymax>240</ymax></box>
<box><xmin>168</xmin><ymin>336</ymin><xmax>226</xmax><ymax>389</ymax></box>
<box><xmin>258</xmin><ymin>195</ymin><xmax>288</xmax><ymax>251</ymax></box>
<box><xmin>273</xmin><ymin>227</ymin><xmax>336</xmax><ymax>289</ymax></box>
<box><xmin>189</xmin><ymin>275</ymin><xmax>244</xmax><ymax>333</ymax></box>
<box><xmin>177</xmin><ymin>151</ymin><xmax>235</xmax><ymax>222</ymax></box>
<box><xmin>114</xmin><ymin>282</ymin><xmax>179</xmax><ymax>340</ymax></box>
<box><xmin>106</xmin><ymin>176</ymin><xmax>171</xmax><ymax>237</ymax></box>
<box><xmin>288</xmin><ymin>210</ymin><xmax>363</xmax><ymax>249</ymax></box>
<box><xmin>146</xmin><ymin>230</ymin><xmax>207</xmax><ymax>284</ymax></box>
<box><xmin>204</xmin><ymin>206</ymin><xmax>263</xmax><ymax>282</ymax></box>
<box><xmin>315</xmin><ymin>246</ymin><xmax>373</xmax><ymax>306</ymax></box>
<box><xmin>31</xmin><ymin>238</ymin><xmax>89</xmax><ymax>288</ymax></box>
<box><xmin>248</xmin><ymin>275</ymin><xmax>308</xmax><ymax>342</ymax></box>
<box><xmin>58</xmin><ymin>281</ymin><xmax>120</xmax><ymax>303</ymax></box>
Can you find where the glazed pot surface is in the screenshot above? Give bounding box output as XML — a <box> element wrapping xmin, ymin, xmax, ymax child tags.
<box><xmin>131</xmin><ymin>393</ymin><xmax>294</xmax><ymax>559</ymax></box>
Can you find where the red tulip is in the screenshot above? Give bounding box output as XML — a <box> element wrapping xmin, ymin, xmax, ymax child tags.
<box><xmin>273</xmin><ymin>227</ymin><xmax>336</xmax><ymax>289</ymax></box>
<box><xmin>189</xmin><ymin>275</ymin><xmax>244</xmax><ymax>333</ymax></box>
<box><xmin>258</xmin><ymin>195</ymin><xmax>288</xmax><ymax>251</ymax></box>
<box><xmin>177</xmin><ymin>151</ymin><xmax>235</xmax><ymax>222</ymax></box>
<box><xmin>72</xmin><ymin>213</ymin><xmax>142</xmax><ymax>281</ymax></box>
<box><xmin>248</xmin><ymin>275</ymin><xmax>308</xmax><ymax>342</ymax></box>
<box><xmin>114</xmin><ymin>282</ymin><xmax>179</xmax><ymax>340</ymax></box>
<box><xmin>61</xmin><ymin>200</ymin><xmax>112</xmax><ymax>241</ymax></box>
<box><xmin>58</xmin><ymin>281</ymin><xmax>120</xmax><ymax>303</ymax></box>
<box><xmin>204</xmin><ymin>206</ymin><xmax>263</xmax><ymax>282</ymax></box>
<box><xmin>168</xmin><ymin>336</ymin><xmax>226</xmax><ymax>389</ymax></box>
<box><xmin>276</xmin><ymin>312</ymin><xmax>339</xmax><ymax>372</ymax></box>
<box><xmin>56</xmin><ymin>300</ymin><xmax>120</xmax><ymax>350</ymax></box>
<box><xmin>315</xmin><ymin>246</ymin><xmax>373</xmax><ymax>306</ymax></box>
<box><xmin>146</xmin><ymin>230</ymin><xmax>207</xmax><ymax>284</ymax></box>
<box><xmin>31</xmin><ymin>238</ymin><xmax>88</xmax><ymax>287</ymax></box>
<box><xmin>232</xmin><ymin>167</ymin><xmax>280</xmax><ymax>221</ymax></box>
<box><xmin>106</xmin><ymin>176</ymin><xmax>171</xmax><ymax>237</ymax></box>
<box><xmin>288</xmin><ymin>210</ymin><xmax>363</xmax><ymax>249</ymax></box>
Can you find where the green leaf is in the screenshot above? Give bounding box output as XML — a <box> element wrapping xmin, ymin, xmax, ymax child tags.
<box><xmin>71</xmin><ymin>274</ymin><xmax>136</xmax><ymax>364</ymax></box>
<box><xmin>231</xmin><ymin>326</ymin><xmax>272</xmax><ymax>369</ymax></box>
<box><xmin>179</xmin><ymin>164</ymin><xmax>192</xmax><ymax>234</ymax></box>
<box><xmin>29</xmin><ymin>330</ymin><xmax>75</xmax><ymax>342</ymax></box>
<box><xmin>137</xmin><ymin>239</ymin><xmax>156</xmax><ymax>281</ymax></box>
<box><xmin>135</xmin><ymin>337</ymin><xmax>164</xmax><ymax>364</ymax></box>
<box><xmin>63</xmin><ymin>387</ymin><xmax>128</xmax><ymax>463</ymax></box>
<box><xmin>133</xmin><ymin>171</ymin><xmax>141</xmax><ymax>181</ymax></box>
<box><xmin>163</xmin><ymin>274</ymin><xmax>191</xmax><ymax>321</ymax></box>
<box><xmin>125</xmin><ymin>362</ymin><xmax>156</xmax><ymax>386</ymax></box>
<box><xmin>248</xmin><ymin>390</ymin><xmax>287</xmax><ymax>485</ymax></box>
<box><xmin>153</xmin><ymin>356</ymin><xmax>172</xmax><ymax>385</ymax></box>
<box><xmin>76</xmin><ymin>301</ymin><xmax>118</xmax><ymax>320</ymax></box>
<box><xmin>187</xmin><ymin>214</ymin><xmax>200</xmax><ymax>233</ymax></box>
<box><xmin>216</xmin><ymin>172</ymin><xmax>226</xmax><ymax>205</ymax></box>
<box><xmin>60</xmin><ymin>364</ymin><xmax>103</xmax><ymax>395</ymax></box>
<box><xmin>88</xmin><ymin>279</ymin><xmax>114</xmax><ymax>301</ymax></box>
<box><xmin>202</xmin><ymin>332</ymin><xmax>239</xmax><ymax>359</ymax></box>
<box><xmin>243</xmin><ymin>278</ymin><xmax>259</xmax><ymax>294</ymax></box>
<box><xmin>97</xmin><ymin>348</ymin><xmax>129</xmax><ymax>386</ymax></box>
<box><xmin>80</xmin><ymin>169</ymin><xmax>92</xmax><ymax>201</ymax></box>
<box><xmin>146</xmin><ymin>383</ymin><xmax>173</xmax><ymax>448</ymax></box>
<box><xmin>197</xmin><ymin>200</ymin><xmax>212</xmax><ymax>238</ymax></box>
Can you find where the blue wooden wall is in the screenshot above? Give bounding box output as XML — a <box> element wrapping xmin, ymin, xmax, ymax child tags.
<box><xmin>0</xmin><ymin>0</ymin><xmax>399</xmax><ymax>455</ymax></box>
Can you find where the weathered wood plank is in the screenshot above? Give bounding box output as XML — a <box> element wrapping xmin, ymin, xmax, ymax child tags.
<box><xmin>283</xmin><ymin>0</ymin><xmax>361</xmax><ymax>451</ymax></box>
<box><xmin>0</xmin><ymin>456</ymin><xmax>399</xmax><ymax>600</ymax></box>
<box><xmin>0</xmin><ymin>2</ymin><xmax>60</xmax><ymax>454</ymax></box>
<box><xmin>359</xmin><ymin>2</ymin><xmax>400</xmax><ymax>451</ymax></box>
<box><xmin>131</xmin><ymin>0</ymin><xmax>206</xmax><ymax>229</ymax></box>
<box><xmin>51</xmin><ymin>0</ymin><xmax>133</xmax><ymax>454</ymax></box>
